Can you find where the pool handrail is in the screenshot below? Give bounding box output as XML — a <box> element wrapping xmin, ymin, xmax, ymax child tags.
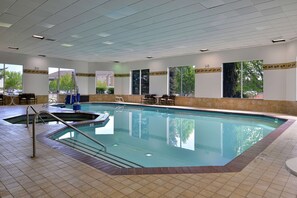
<box><xmin>31</xmin><ymin>110</ymin><xmax>106</xmax><ymax>158</ymax></box>
<box><xmin>26</xmin><ymin>105</ymin><xmax>45</xmax><ymax>128</ymax></box>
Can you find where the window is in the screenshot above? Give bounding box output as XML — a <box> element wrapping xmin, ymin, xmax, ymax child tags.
<box><xmin>48</xmin><ymin>67</ymin><xmax>75</xmax><ymax>102</ymax></box>
<box><xmin>223</xmin><ymin>60</ymin><xmax>263</xmax><ymax>99</ymax></box>
<box><xmin>131</xmin><ymin>69</ymin><xmax>149</xmax><ymax>95</ymax></box>
<box><xmin>96</xmin><ymin>71</ymin><xmax>114</xmax><ymax>94</ymax></box>
<box><xmin>49</xmin><ymin>67</ymin><xmax>75</xmax><ymax>94</ymax></box>
<box><xmin>0</xmin><ymin>63</ymin><xmax>23</xmax><ymax>94</ymax></box>
<box><xmin>169</xmin><ymin>66</ymin><xmax>195</xmax><ymax>96</ymax></box>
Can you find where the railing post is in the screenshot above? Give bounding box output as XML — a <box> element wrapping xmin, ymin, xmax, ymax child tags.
<box><xmin>31</xmin><ymin>113</ymin><xmax>37</xmax><ymax>158</ymax></box>
<box><xmin>26</xmin><ymin>106</ymin><xmax>30</xmax><ymax>128</ymax></box>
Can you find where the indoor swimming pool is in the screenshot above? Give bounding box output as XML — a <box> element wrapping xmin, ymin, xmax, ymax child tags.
<box><xmin>49</xmin><ymin>103</ymin><xmax>286</xmax><ymax>168</ymax></box>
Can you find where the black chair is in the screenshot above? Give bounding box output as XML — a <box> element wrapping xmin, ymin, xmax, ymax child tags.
<box><xmin>148</xmin><ymin>94</ymin><xmax>156</xmax><ymax>104</ymax></box>
<box><xmin>0</xmin><ymin>94</ymin><xmax>3</xmax><ymax>105</ymax></box>
<box><xmin>167</xmin><ymin>95</ymin><xmax>176</xmax><ymax>105</ymax></box>
<box><xmin>19</xmin><ymin>94</ymin><xmax>27</xmax><ymax>104</ymax></box>
<box><xmin>160</xmin><ymin>94</ymin><xmax>168</xmax><ymax>105</ymax></box>
<box><xmin>27</xmin><ymin>93</ymin><xmax>37</xmax><ymax>104</ymax></box>
<box><xmin>141</xmin><ymin>95</ymin><xmax>151</xmax><ymax>104</ymax></box>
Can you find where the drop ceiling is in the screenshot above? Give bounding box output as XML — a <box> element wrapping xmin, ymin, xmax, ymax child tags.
<box><xmin>0</xmin><ymin>0</ymin><xmax>296</xmax><ymax>62</ymax></box>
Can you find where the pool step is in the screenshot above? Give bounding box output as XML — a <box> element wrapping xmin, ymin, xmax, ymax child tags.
<box><xmin>57</xmin><ymin>138</ymin><xmax>143</xmax><ymax>168</ymax></box>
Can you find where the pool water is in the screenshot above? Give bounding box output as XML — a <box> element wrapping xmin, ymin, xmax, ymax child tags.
<box><xmin>51</xmin><ymin>103</ymin><xmax>285</xmax><ymax>168</ymax></box>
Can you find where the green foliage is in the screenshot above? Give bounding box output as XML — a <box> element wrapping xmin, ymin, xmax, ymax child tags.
<box><xmin>96</xmin><ymin>81</ymin><xmax>107</xmax><ymax>94</ymax></box>
<box><xmin>242</xmin><ymin>60</ymin><xmax>263</xmax><ymax>96</ymax></box>
<box><xmin>0</xmin><ymin>68</ymin><xmax>4</xmax><ymax>80</ymax></box>
<box><xmin>170</xmin><ymin>66</ymin><xmax>195</xmax><ymax>96</ymax></box>
<box><xmin>49</xmin><ymin>79</ymin><xmax>58</xmax><ymax>92</ymax></box>
<box><xmin>4</xmin><ymin>71</ymin><xmax>22</xmax><ymax>90</ymax></box>
<box><xmin>107</xmin><ymin>87</ymin><xmax>114</xmax><ymax>94</ymax></box>
<box><xmin>59</xmin><ymin>73</ymin><xmax>74</xmax><ymax>92</ymax></box>
<box><xmin>224</xmin><ymin>60</ymin><xmax>263</xmax><ymax>98</ymax></box>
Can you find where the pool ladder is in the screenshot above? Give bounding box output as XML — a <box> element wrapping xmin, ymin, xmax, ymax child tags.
<box><xmin>30</xmin><ymin>110</ymin><xmax>106</xmax><ymax>158</ymax></box>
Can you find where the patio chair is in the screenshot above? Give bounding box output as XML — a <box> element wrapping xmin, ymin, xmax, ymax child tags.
<box><xmin>0</xmin><ymin>94</ymin><xmax>3</xmax><ymax>105</ymax></box>
<box><xmin>167</xmin><ymin>95</ymin><xmax>176</xmax><ymax>105</ymax></box>
<box><xmin>160</xmin><ymin>94</ymin><xmax>168</xmax><ymax>105</ymax></box>
<box><xmin>19</xmin><ymin>93</ymin><xmax>27</xmax><ymax>104</ymax></box>
<box><xmin>27</xmin><ymin>93</ymin><xmax>37</xmax><ymax>104</ymax></box>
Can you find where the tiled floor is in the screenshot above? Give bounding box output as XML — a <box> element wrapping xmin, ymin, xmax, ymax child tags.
<box><xmin>1</xmin><ymin>105</ymin><xmax>297</xmax><ymax>197</ymax></box>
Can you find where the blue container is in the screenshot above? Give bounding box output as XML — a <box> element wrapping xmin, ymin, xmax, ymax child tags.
<box><xmin>65</xmin><ymin>95</ymin><xmax>71</xmax><ymax>104</ymax></box>
<box><xmin>73</xmin><ymin>104</ymin><xmax>81</xmax><ymax>111</ymax></box>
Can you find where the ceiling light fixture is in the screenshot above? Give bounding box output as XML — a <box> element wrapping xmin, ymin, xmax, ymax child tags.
<box><xmin>0</xmin><ymin>22</ymin><xmax>12</xmax><ymax>28</ymax></box>
<box><xmin>71</xmin><ymin>35</ymin><xmax>82</xmax><ymax>39</ymax></box>
<box><xmin>146</xmin><ymin>56</ymin><xmax>153</xmax><ymax>59</ymax></box>
<box><xmin>8</xmin><ymin>46</ymin><xmax>19</xmax><ymax>50</ymax></box>
<box><xmin>200</xmin><ymin>49</ymin><xmax>209</xmax><ymax>52</ymax></box>
<box><xmin>103</xmin><ymin>41</ymin><xmax>114</xmax><ymax>45</ymax></box>
<box><xmin>32</xmin><ymin>35</ymin><xmax>44</xmax><ymax>40</ymax></box>
<box><xmin>272</xmin><ymin>38</ymin><xmax>285</xmax><ymax>43</ymax></box>
<box><xmin>97</xmin><ymin>33</ymin><xmax>110</xmax><ymax>37</ymax></box>
<box><xmin>61</xmin><ymin>44</ymin><xmax>73</xmax><ymax>47</ymax></box>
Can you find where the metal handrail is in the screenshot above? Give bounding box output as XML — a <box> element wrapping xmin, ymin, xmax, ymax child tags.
<box><xmin>31</xmin><ymin>110</ymin><xmax>106</xmax><ymax>158</ymax></box>
<box><xmin>26</xmin><ymin>105</ymin><xmax>45</xmax><ymax>128</ymax></box>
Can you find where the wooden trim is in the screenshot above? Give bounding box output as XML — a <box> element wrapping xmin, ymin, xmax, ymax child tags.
<box><xmin>76</xmin><ymin>73</ymin><xmax>95</xmax><ymax>77</ymax></box>
<box><xmin>114</xmin><ymin>74</ymin><xmax>130</xmax><ymax>77</ymax></box>
<box><xmin>150</xmin><ymin>71</ymin><xmax>167</xmax><ymax>76</ymax></box>
<box><xmin>263</xmin><ymin>62</ymin><xmax>296</xmax><ymax>70</ymax></box>
<box><xmin>195</xmin><ymin>67</ymin><xmax>222</xmax><ymax>73</ymax></box>
<box><xmin>23</xmin><ymin>69</ymin><xmax>48</xmax><ymax>75</ymax></box>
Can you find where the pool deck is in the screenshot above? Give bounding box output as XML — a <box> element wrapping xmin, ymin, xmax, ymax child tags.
<box><xmin>1</xmin><ymin>104</ymin><xmax>297</xmax><ymax>197</ymax></box>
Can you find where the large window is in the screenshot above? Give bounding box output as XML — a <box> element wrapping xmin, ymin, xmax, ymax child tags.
<box><xmin>0</xmin><ymin>63</ymin><xmax>23</xmax><ymax>94</ymax></box>
<box><xmin>169</xmin><ymin>66</ymin><xmax>195</xmax><ymax>96</ymax></box>
<box><xmin>223</xmin><ymin>60</ymin><xmax>263</xmax><ymax>99</ymax></box>
<box><xmin>96</xmin><ymin>71</ymin><xmax>114</xmax><ymax>94</ymax></box>
<box><xmin>131</xmin><ymin>69</ymin><xmax>149</xmax><ymax>95</ymax></box>
<box><xmin>48</xmin><ymin>67</ymin><xmax>75</xmax><ymax>102</ymax></box>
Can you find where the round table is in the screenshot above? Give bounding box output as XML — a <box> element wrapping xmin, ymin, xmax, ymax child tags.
<box><xmin>5</xmin><ymin>94</ymin><xmax>18</xmax><ymax>105</ymax></box>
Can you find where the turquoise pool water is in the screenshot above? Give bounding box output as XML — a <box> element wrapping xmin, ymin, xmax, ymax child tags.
<box><xmin>51</xmin><ymin>103</ymin><xmax>285</xmax><ymax>167</ymax></box>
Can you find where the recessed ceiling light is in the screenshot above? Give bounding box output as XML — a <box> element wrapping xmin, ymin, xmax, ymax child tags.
<box><xmin>145</xmin><ymin>153</ymin><xmax>152</xmax><ymax>157</ymax></box>
<box><xmin>0</xmin><ymin>22</ymin><xmax>12</xmax><ymax>28</ymax></box>
<box><xmin>146</xmin><ymin>56</ymin><xmax>153</xmax><ymax>59</ymax></box>
<box><xmin>32</xmin><ymin>35</ymin><xmax>44</xmax><ymax>39</ymax></box>
<box><xmin>39</xmin><ymin>22</ymin><xmax>55</xmax><ymax>29</ymax></box>
<box><xmin>103</xmin><ymin>41</ymin><xmax>114</xmax><ymax>45</ymax></box>
<box><xmin>272</xmin><ymin>38</ymin><xmax>285</xmax><ymax>43</ymax></box>
<box><xmin>61</xmin><ymin>44</ymin><xmax>73</xmax><ymax>47</ymax></box>
<box><xmin>97</xmin><ymin>33</ymin><xmax>110</xmax><ymax>37</ymax></box>
<box><xmin>200</xmin><ymin>49</ymin><xmax>209</xmax><ymax>52</ymax></box>
<box><xmin>71</xmin><ymin>35</ymin><xmax>82</xmax><ymax>38</ymax></box>
<box><xmin>8</xmin><ymin>46</ymin><xmax>19</xmax><ymax>50</ymax></box>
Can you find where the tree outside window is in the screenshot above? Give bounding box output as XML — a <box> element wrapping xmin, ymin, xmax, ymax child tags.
<box><xmin>96</xmin><ymin>71</ymin><xmax>114</xmax><ymax>94</ymax></box>
<box><xmin>223</xmin><ymin>60</ymin><xmax>263</xmax><ymax>99</ymax></box>
<box><xmin>169</xmin><ymin>66</ymin><xmax>195</xmax><ymax>96</ymax></box>
<box><xmin>0</xmin><ymin>64</ymin><xmax>23</xmax><ymax>94</ymax></box>
<box><xmin>48</xmin><ymin>67</ymin><xmax>75</xmax><ymax>102</ymax></box>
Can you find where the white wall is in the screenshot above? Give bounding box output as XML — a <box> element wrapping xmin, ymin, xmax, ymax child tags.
<box><xmin>150</xmin><ymin>76</ymin><xmax>167</xmax><ymax>95</ymax></box>
<box><xmin>196</xmin><ymin>73</ymin><xmax>222</xmax><ymax>98</ymax></box>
